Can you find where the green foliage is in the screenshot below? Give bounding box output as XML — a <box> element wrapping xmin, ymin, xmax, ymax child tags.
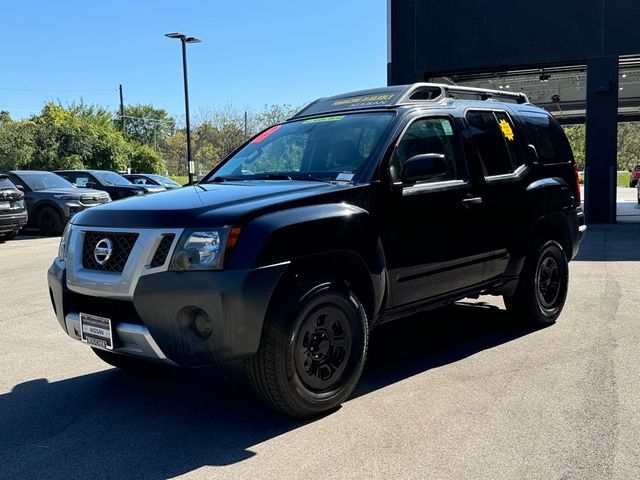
<box><xmin>129</xmin><ymin>144</ymin><xmax>165</xmax><ymax>174</ymax></box>
<box><xmin>120</xmin><ymin>104</ymin><xmax>175</xmax><ymax>148</ymax></box>
<box><xmin>563</xmin><ymin>123</ymin><xmax>640</xmax><ymax>171</ymax></box>
<box><xmin>0</xmin><ymin>101</ymin><xmax>167</xmax><ymax>174</ymax></box>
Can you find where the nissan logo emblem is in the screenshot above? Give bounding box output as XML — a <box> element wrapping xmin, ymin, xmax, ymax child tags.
<box><xmin>94</xmin><ymin>238</ymin><xmax>113</xmax><ymax>265</ymax></box>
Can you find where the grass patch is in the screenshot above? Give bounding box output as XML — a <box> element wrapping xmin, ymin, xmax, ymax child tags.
<box><xmin>169</xmin><ymin>175</ymin><xmax>189</xmax><ymax>185</ymax></box>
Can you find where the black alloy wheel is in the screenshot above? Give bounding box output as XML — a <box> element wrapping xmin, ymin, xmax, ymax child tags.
<box><xmin>247</xmin><ymin>277</ymin><xmax>368</xmax><ymax>417</ymax></box>
<box><xmin>504</xmin><ymin>240</ymin><xmax>569</xmax><ymax>326</ymax></box>
<box><xmin>36</xmin><ymin>206</ymin><xmax>64</xmax><ymax>236</ymax></box>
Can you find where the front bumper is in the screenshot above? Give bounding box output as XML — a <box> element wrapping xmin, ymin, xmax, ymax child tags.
<box><xmin>48</xmin><ymin>260</ymin><xmax>288</xmax><ymax>366</ymax></box>
<box><xmin>0</xmin><ymin>211</ymin><xmax>28</xmax><ymax>233</ymax></box>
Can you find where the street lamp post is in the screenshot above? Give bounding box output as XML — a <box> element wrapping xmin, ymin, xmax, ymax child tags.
<box><xmin>165</xmin><ymin>32</ymin><xmax>201</xmax><ymax>185</ymax></box>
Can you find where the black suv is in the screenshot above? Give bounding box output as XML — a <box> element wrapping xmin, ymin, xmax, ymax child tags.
<box><xmin>0</xmin><ymin>174</ymin><xmax>28</xmax><ymax>240</ymax></box>
<box><xmin>48</xmin><ymin>83</ymin><xmax>585</xmax><ymax>417</ymax></box>
<box><xmin>54</xmin><ymin>170</ymin><xmax>164</xmax><ymax>200</ymax></box>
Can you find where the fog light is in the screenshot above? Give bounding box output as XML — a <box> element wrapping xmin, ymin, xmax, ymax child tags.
<box><xmin>190</xmin><ymin>308</ymin><xmax>213</xmax><ymax>339</ymax></box>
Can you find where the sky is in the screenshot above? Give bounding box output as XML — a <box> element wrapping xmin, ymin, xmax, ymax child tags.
<box><xmin>2</xmin><ymin>0</ymin><xmax>388</xmax><ymax>122</ymax></box>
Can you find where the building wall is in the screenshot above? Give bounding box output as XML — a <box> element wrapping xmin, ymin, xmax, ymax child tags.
<box><xmin>388</xmin><ymin>0</ymin><xmax>640</xmax><ymax>85</ymax></box>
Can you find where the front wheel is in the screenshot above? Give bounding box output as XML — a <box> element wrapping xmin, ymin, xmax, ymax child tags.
<box><xmin>0</xmin><ymin>230</ymin><xmax>18</xmax><ymax>241</ymax></box>
<box><xmin>247</xmin><ymin>278</ymin><xmax>369</xmax><ymax>417</ymax></box>
<box><xmin>504</xmin><ymin>240</ymin><xmax>569</xmax><ymax>326</ymax></box>
<box><xmin>37</xmin><ymin>206</ymin><xmax>64</xmax><ymax>236</ymax></box>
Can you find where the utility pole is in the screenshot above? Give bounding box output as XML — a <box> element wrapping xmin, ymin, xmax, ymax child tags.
<box><xmin>244</xmin><ymin>111</ymin><xmax>248</xmax><ymax>140</ymax></box>
<box><xmin>119</xmin><ymin>84</ymin><xmax>125</xmax><ymax>131</ymax></box>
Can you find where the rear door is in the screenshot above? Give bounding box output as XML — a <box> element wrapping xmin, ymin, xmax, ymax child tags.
<box><xmin>382</xmin><ymin>115</ymin><xmax>489</xmax><ymax>306</ymax></box>
<box><xmin>463</xmin><ymin>109</ymin><xmax>528</xmax><ymax>281</ymax></box>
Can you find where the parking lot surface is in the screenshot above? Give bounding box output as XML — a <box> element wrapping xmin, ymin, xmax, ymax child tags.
<box><xmin>1</xmin><ymin>222</ymin><xmax>639</xmax><ymax>480</ymax></box>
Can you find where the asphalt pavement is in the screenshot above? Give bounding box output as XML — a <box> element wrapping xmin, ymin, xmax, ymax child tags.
<box><xmin>1</xmin><ymin>218</ymin><xmax>639</xmax><ymax>479</ymax></box>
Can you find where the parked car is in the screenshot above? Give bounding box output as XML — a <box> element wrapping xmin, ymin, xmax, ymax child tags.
<box><xmin>123</xmin><ymin>173</ymin><xmax>182</xmax><ymax>190</ymax></box>
<box><xmin>630</xmin><ymin>164</ymin><xmax>640</xmax><ymax>188</ymax></box>
<box><xmin>4</xmin><ymin>171</ymin><xmax>110</xmax><ymax>236</ymax></box>
<box><xmin>48</xmin><ymin>83</ymin><xmax>585</xmax><ymax>417</ymax></box>
<box><xmin>0</xmin><ymin>173</ymin><xmax>28</xmax><ymax>241</ymax></box>
<box><xmin>54</xmin><ymin>170</ymin><xmax>165</xmax><ymax>200</ymax></box>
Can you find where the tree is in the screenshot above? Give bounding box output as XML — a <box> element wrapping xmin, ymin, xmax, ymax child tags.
<box><xmin>255</xmin><ymin>104</ymin><xmax>300</xmax><ymax>131</ymax></box>
<box><xmin>120</xmin><ymin>104</ymin><xmax>175</xmax><ymax>149</ymax></box>
<box><xmin>129</xmin><ymin>144</ymin><xmax>165</xmax><ymax>173</ymax></box>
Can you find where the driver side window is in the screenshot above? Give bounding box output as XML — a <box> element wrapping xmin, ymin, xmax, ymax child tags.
<box><xmin>390</xmin><ymin>117</ymin><xmax>462</xmax><ymax>184</ymax></box>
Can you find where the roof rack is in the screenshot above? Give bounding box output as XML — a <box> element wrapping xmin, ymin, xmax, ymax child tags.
<box><xmin>290</xmin><ymin>82</ymin><xmax>530</xmax><ymax>120</ymax></box>
<box><xmin>397</xmin><ymin>83</ymin><xmax>530</xmax><ymax>105</ymax></box>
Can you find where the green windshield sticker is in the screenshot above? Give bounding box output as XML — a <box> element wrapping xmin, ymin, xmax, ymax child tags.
<box><xmin>441</xmin><ymin>119</ymin><xmax>453</xmax><ymax>136</ymax></box>
<box><xmin>303</xmin><ymin>115</ymin><xmax>345</xmax><ymax>124</ymax></box>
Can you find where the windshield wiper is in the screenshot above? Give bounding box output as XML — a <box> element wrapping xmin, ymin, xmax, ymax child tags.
<box><xmin>251</xmin><ymin>173</ymin><xmax>293</xmax><ymax>180</ymax></box>
<box><xmin>288</xmin><ymin>173</ymin><xmax>332</xmax><ymax>183</ymax></box>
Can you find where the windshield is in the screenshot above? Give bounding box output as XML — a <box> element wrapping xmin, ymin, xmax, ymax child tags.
<box><xmin>149</xmin><ymin>175</ymin><xmax>180</xmax><ymax>187</ymax></box>
<box><xmin>209</xmin><ymin>113</ymin><xmax>394</xmax><ymax>182</ymax></box>
<box><xmin>15</xmin><ymin>172</ymin><xmax>75</xmax><ymax>191</ymax></box>
<box><xmin>93</xmin><ymin>171</ymin><xmax>132</xmax><ymax>186</ymax></box>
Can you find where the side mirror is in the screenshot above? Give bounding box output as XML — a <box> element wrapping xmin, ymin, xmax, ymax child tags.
<box><xmin>400</xmin><ymin>154</ymin><xmax>448</xmax><ymax>184</ymax></box>
<box><xmin>85</xmin><ymin>182</ymin><xmax>97</xmax><ymax>189</ymax></box>
<box><xmin>15</xmin><ymin>184</ymin><xmax>25</xmax><ymax>192</ymax></box>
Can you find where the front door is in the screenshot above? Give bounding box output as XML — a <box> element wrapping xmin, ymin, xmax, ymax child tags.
<box><xmin>382</xmin><ymin>115</ymin><xmax>488</xmax><ymax>307</ymax></box>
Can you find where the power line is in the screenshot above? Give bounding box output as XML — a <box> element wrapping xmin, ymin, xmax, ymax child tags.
<box><xmin>0</xmin><ymin>87</ymin><xmax>117</xmax><ymax>93</ymax></box>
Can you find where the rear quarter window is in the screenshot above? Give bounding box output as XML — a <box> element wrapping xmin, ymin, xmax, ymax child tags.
<box><xmin>0</xmin><ymin>177</ymin><xmax>16</xmax><ymax>189</ymax></box>
<box><xmin>520</xmin><ymin>112</ymin><xmax>573</xmax><ymax>164</ymax></box>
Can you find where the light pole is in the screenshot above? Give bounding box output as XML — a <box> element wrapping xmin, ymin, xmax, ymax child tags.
<box><xmin>165</xmin><ymin>32</ymin><xmax>201</xmax><ymax>185</ymax></box>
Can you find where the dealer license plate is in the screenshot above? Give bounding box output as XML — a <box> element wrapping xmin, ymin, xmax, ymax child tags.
<box><xmin>80</xmin><ymin>313</ymin><xmax>113</xmax><ymax>350</ymax></box>
<box><xmin>0</xmin><ymin>202</ymin><xmax>9</xmax><ymax>210</ymax></box>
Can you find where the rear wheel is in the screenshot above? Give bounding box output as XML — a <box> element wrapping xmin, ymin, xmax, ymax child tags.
<box><xmin>504</xmin><ymin>240</ymin><xmax>568</xmax><ymax>326</ymax></box>
<box><xmin>247</xmin><ymin>277</ymin><xmax>368</xmax><ymax>417</ymax></box>
<box><xmin>37</xmin><ymin>206</ymin><xmax>64</xmax><ymax>236</ymax></box>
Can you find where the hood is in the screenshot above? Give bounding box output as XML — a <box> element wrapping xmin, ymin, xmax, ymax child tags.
<box><xmin>72</xmin><ymin>180</ymin><xmax>354</xmax><ymax>228</ymax></box>
<box><xmin>32</xmin><ymin>188</ymin><xmax>108</xmax><ymax>197</ymax></box>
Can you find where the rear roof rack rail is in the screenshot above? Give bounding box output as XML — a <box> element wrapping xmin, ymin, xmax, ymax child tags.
<box><xmin>290</xmin><ymin>82</ymin><xmax>530</xmax><ymax>120</ymax></box>
<box><xmin>399</xmin><ymin>83</ymin><xmax>530</xmax><ymax>105</ymax></box>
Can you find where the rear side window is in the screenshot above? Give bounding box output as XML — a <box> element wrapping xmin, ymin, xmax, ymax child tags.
<box><xmin>520</xmin><ymin>112</ymin><xmax>573</xmax><ymax>164</ymax></box>
<box><xmin>466</xmin><ymin>110</ymin><xmax>523</xmax><ymax>176</ymax></box>
<box><xmin>0</xmin><ymin>177</ymin><xmax>16</xmax><ymax>189</ymax></box>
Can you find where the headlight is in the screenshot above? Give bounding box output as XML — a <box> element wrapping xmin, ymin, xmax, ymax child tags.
<box><xmin>54</xmin><ymin>194</ymin><xmax>79</xmax><ymax>201</ymax></box>
<box><xmin>58</xmin><ymin>224</ymin><xmax>71</xmax><ymax>260</ymax></box>
<box><xmin>170</xmin><ymin>227</ymin><xmax>235</xmax><ymax>271</ymax></box>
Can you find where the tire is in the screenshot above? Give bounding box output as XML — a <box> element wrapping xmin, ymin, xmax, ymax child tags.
<box><xmin>0</xmin><ymin>230</ymin><xmax>18</xmax><ymax>241</ymax></box>
<box><xmin>247</xmin><ymin>278</ymin><xmax>369</xmax><ymax>417</ymax></box>
<box><xmin>504</xmin><ymin>240</ymin><xmax>569</xmax><ymax>326</ymax></box>
<box><xmin>36</xmin><ymin>206</ymin><xmax>64</xmax><ymax>236</ymax></box>
<box><xmin>91</xmin><ymin>347</ymin><xmax>162</xmax><ymax>370</ymax></box>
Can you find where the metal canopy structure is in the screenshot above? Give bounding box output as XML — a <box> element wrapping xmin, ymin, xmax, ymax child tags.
<box><xmin>446</xmin><ymin>57</ymin><xmax>640</xmax><ymax>125</ymax></box>
<box><xmin>388</xmin><ymin>0</ymin><xmax>640</xmax><ymax>223</ymax></box>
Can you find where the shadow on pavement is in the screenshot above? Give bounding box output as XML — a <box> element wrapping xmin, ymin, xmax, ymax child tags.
<box><xmin>575</xmin><ymin>223</ymin><xmax>640</xmax><ymax>261</ymax></box>
<box><xmin>0</xmin><ymin>302</ymin><xmax>535</xmax><ymax>480</ymax></box>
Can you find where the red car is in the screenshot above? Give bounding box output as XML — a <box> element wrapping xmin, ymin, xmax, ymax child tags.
<box><xmin>630</xmin><ymin>164</ymin><xmax>640</xmax><ymax>188</ymax></box>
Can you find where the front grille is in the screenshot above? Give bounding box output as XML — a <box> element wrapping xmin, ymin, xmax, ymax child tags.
<box><xmin>80</xmin><ymin>196</ymin><xmax>109</xmax><ymax>206</ymax></box>
<box><xmin>82</xmin><ymin>231</ymin><xmax>138</xmax><ymax>272</ymax></box>
<box><xmin>150</xmin><ymin>234</ymin><xmax>175</xmax><ymax>268</ymax></box>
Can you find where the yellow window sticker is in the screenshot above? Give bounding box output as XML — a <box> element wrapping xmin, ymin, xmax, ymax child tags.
<box><xmin>499</xmin><ymin>119</ymin><xmax>515</xmax><ymax>141</ymax></box>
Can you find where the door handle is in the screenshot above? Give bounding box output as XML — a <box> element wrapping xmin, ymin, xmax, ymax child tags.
<box><xmin>462</xmin><ymin>197</ymin><xmax>483</xmax><ymax>206</ymax></box>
